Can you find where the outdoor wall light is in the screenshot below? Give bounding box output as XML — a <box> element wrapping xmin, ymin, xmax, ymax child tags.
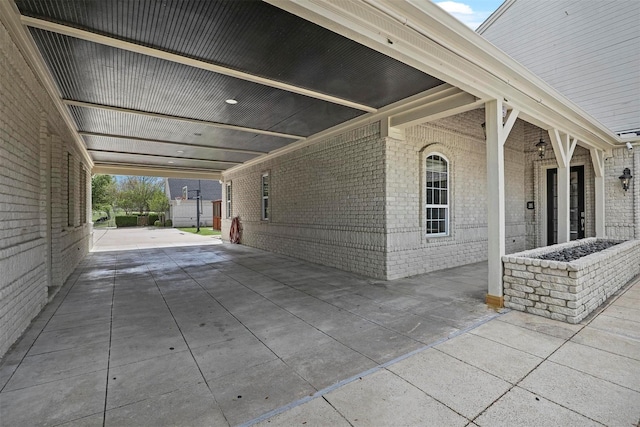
<box><xmin>619</xmin><ymin>168</ymin><xmax>633</xmax><ymax>191</ymax></box>
<box><xmin>481</xmin><ymin>122</ymin><xmax>486</xmax><ymax>138</ymax></box>
<box><xmin>535</xmin><ymin>138</ymin><xmax>548</xmax><ymax>159</ymax></box>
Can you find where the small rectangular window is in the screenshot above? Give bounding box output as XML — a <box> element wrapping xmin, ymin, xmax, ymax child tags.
<box><xmin>225</xmin><ymin>182</ymin><xmax>232</xmax><ymax>219</ymax></box>
<box><xmin>67</xmin><ymin>153</ymin><xmax>74</xmax><ymax>227</ymax></box>
<box><xmin>261</xmin><ymin>173</ymin><xmax>269</xmax><ymax>220</ymax></box>
<box><xmin>80</xmin><ymin>164</ymin><xmax>87</xmax><ymax>224</ymax></box>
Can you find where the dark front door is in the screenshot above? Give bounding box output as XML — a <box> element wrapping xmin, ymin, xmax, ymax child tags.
<box><xmin>547</xmin><ymin>165</ymin><xmax>585</xmax><ymax>244</ymax></box>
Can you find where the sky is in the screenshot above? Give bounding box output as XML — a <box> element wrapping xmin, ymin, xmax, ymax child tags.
<box><xmin>434</xmin><ymin>0</ymin><xmax>505</xmax><ymax>30</ymax></box>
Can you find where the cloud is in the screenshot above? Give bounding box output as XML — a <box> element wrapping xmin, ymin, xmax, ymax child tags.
<box><xmin>436</xmin><ymin>1</ymin><xmax>473</xmax><ymax>14</ymax></box>
<box><xmin>435</xmin><ymin>1</ymin><xmax>492</xmax><ymax>29</ymax></box>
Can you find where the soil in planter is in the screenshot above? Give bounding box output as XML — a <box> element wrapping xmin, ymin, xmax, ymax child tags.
<box><xmin>536</xmin><ymin>240</ymin><xmax>623</xmax><ymax>262</ymax></box>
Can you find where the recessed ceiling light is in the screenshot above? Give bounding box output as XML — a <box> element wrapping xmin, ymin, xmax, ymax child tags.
<box><xmin>225</xmin><ymin>99</ymin><xmax>238</xmax><ymax>105</ymax></box>
<box><xmin>176</xmin><ymin>150</ymin><xmax>184</xmax><ymax>154</ymax></box>
<box><xmin>168</xmin><ymin>161</ymin><xmax>174</xmax><ymax>164</ymax></box>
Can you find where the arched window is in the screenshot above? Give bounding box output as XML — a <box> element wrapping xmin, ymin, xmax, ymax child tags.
<box><xmin>425</xmin><ymin>154</ymin><xmax>449</xmax><ymax>236</ymax></box>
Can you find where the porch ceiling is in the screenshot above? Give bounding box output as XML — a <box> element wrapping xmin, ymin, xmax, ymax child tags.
<box><xmin>12</xmin><ymin>0</ymin><xmax>444</xmax><ymax>177</ymax></box>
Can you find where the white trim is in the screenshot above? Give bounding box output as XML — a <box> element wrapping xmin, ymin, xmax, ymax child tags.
<box><xmin>390</xmin><ymin>87</ymin><xmax>479</xmax><ymax>129</ymax></box>
<box><xmin>225</xmin><ymin>182</ymin><xmax>232</xmax><ymax>219</ymax></box>
<box><xmin>21</xmin><ymin>16</ymin><xmax>377</xmax><ymax>114</ymax></box>
<box><xmin>88</xmin><ymin>149</ymin><xmax>241</xmax><ymax>165</ymax></box>
<box><xmin>424</xmin><ymin>152</ymin><xmax>450</xmax><ymax>237</ymax></box>
<box><xmin>92</xmin><ymin>164</ymin><xmax>222</xmax><ymax>180</ymax></box>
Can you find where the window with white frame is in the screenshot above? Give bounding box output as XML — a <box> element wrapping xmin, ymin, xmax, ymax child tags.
<box><xmin>425</xmin><ymin>154</ymin><xmax>449</xmax><ymax>236</ymax></box>
<box><xmin>225</xmin><ymin>182</ymin><xmax>232</xmax><ymax>218</ymax></box>
<box><xmin>261</xmin><ymin>173</ymin><xmax>269</xmax><ymax>220</ymax></box>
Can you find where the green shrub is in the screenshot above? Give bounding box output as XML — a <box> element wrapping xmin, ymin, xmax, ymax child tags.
<box><xmin>154</xmin><ymin>220</ymin><xmax>160</xmax><ymax>226</ymax></box>
<box><xmin>115</xmin><ymin>215</ymin><xmax>138</xmax><ymax>227</ymax></box>
<box><xmin>165</xmin><ymin>219</ymin><xmax>173</xmax><ymax>227</ymax></box>
<box><xmin>148</xmin><ymin>214</ymin><xmax>159</xmax><ymax>224</ymax></box>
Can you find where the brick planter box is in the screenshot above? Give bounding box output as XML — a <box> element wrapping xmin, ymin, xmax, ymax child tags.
<box><xmin>502</xmin><ymin>238</ymin><xmax>640</xmax><ymax>323</ymax></box>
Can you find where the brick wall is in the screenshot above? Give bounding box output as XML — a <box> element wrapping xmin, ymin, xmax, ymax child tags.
<box><xmin>222</xmin><ymin>123</ymin><xmax>387</xmax><ymax>278</ymax></box>
<box><xmin>385</xmin><ymin>109</ymin><xmax>527</xmax><ymax>279</ymax></box>
<box><xmin>221</xmin><ymin>107</ymin><xmax>637</xmax><ymax>285</ymax></box>
<box><xmin>606</xmin><ymin>147</ymin><xmax>635</xmax><ymax>240</ymax></box>
<box><xmin>0</xmin><ymin>17</ymin><xmax>92</xmax><ymax>358</ymax></box>
<box><xmin>503</xmin><ymin>238</ymin><xmax>640</xmax><ymax>323</ymax></box>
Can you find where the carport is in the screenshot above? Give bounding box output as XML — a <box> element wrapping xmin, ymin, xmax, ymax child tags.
<box><xmin>0</xmin><ymin>229</ymin><xmax>495</xmax><ymax>425</ymax></box>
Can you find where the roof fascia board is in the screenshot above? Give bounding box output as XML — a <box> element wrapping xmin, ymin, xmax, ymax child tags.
<box><xmin>476</xmin><ymin>0</ymin><xmax>516</xmax><ymax>34</ymax></box>
<box><xmin>269</xmin><ymin>0</ymin><xmax>618</xmax><ymax>150</ymax></box>
<box><xmin>21</xmin><ymin>15</ymin><xmax>377</xmax><ymax>114</ymax></box>
<box><xmin>0</xmin><ymin>1</ymin><xmax>93</xmax><ymax>168</ymax></box>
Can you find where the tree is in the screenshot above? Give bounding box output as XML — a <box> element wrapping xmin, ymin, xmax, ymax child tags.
<box><xmin>148</xmin><ymin>190</ymin><xmax>170</xmax><ymax>224</ymax></box>
<box><xmin>91</xmin><ymin>174</ymin><xmax>116</xmax><ymax>214</ymax></box>
<box><xmin>115</xmin><ymin>176</ymin><xmax>165</xmax><ymax>214</ymax></box>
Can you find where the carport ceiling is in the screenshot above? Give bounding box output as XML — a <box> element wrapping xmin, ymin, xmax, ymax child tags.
<box><xmin>14</xmin><ymin>0</ymin><xmax>444</xmax><ymax>176</ymax></box>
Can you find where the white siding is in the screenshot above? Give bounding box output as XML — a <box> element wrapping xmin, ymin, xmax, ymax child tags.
<box><xmin>170</xmin><ymin>201</ymin><xmax>214</xmax><ymax>227</ymax></box>
<box><xmin>480</xmin><ymin>0</ymin><xmax>640</xmax><ymax>134</ymax></box>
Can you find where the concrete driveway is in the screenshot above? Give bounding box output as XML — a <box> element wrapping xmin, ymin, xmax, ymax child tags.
<box><xmin>3</xmin><ymin>228</ymin><xmax>637</xmax><ymax>426</ymax></box>
<box><xmin>0</xmin><ymin>228</ymin><xmax>496</xmax><ymax>425</ymax></box>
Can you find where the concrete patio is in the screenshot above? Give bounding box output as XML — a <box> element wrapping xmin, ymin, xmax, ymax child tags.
<box><xmin>0</xmin><ymin>228</ymin><xmax>638</xmax><ymax>426</ymax></box>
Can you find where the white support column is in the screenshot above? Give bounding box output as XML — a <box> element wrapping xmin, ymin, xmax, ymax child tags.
<box><xmin>590</xmin><ymin>148</ymin><xmax>606</xmax><ymax>238</ymax></box>
<box><xmin>549</xmin><ymin>130</ymin><xmax>577</xmax><ymax>243</ymax></box>
<box><xmin>485</xmin><ymin>100</ymin><xmax>519</xmax><ymax>307</ymax></box>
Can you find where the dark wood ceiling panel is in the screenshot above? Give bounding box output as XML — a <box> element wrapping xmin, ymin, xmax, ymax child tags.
<box><xmin>68</xmin><ymin>106</ymin><xmax>294</xmax><ymax>153</ymax></box>
<box><xmin>16</xmin><ymin>0</ymin><xmax>443</xmax><ymax>108</ymax></box>
<box><xmin>31</xmin><ymin>29</ymin><xmax>365</xmax><ymax>137</ymax></box>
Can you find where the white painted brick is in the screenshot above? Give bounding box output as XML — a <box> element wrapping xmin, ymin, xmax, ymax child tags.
<box><xmin>0</xmin><ymin>18</ymin><xmax>92</xmax><ymax>358</ymax></box>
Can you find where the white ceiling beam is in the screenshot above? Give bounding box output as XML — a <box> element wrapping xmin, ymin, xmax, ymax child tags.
<box><xmin>389</xmin><ymin>90</ymin><xmax>479</xmax><ymax>129</ymax></box>
<box><xmin>87</xmin><ymin>149</ymin><xmax>242</xmax><ymax>165</ymax></box>
<box><xmin>79</xmin><ymin>132</ymin><xmax>268</xmax><ymax>156</ymax></box>
<box><xmin>92</xmin><ymin>164</ymin><xmax>222</xmax><ymax>180</ymax></box>
<box><xmin>64</xmin><ymin>99</ymin><xmax>303</xmax><ymax>140</ymax></box>
<box><xmin>21</xmin><ymin>15</ymin><xmax>377</xmax><ymax>114</ymax></box>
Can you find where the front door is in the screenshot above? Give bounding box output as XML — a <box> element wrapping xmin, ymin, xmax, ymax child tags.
<box><xmin>546</xmin><ymin>165</ymin><xmax>585</xmax><ymax>244</ymax></box>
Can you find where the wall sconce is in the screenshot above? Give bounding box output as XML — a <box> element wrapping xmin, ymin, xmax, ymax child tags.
<box><xmin>535</xmin><ymin>138</ymin><xmax>547</xmax><ymax>159</ymax></box>
<box><xmin>619</xmin><ymin>168</ymin><xmax>633</xmax><ymax>191</ymax></box>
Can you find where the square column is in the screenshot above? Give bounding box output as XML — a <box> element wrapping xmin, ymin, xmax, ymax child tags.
<box><xmin>590</xmin><ymin>148</ymin><xmax>606</xmax><ymax>237</ymax></box>
<box><xmin>485</xmin><ymin>100</ymin><xmax>518</xmax><ymax>307</ymax></box>
<box><xmin>556</xmin><ymin>166</ymin><xmax>570</xmax><ymax>243</ymax></box>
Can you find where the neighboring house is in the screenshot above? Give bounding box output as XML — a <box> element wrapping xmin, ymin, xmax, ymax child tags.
<box><xmin>477</xmin><ymin>0</ymin><xmax>640</xmax><ymax>138</ymax></box>
<box><xmin>165</xmin><ymin>179</ymin><xmax>222</xmax><ymax>228</ymax></box>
